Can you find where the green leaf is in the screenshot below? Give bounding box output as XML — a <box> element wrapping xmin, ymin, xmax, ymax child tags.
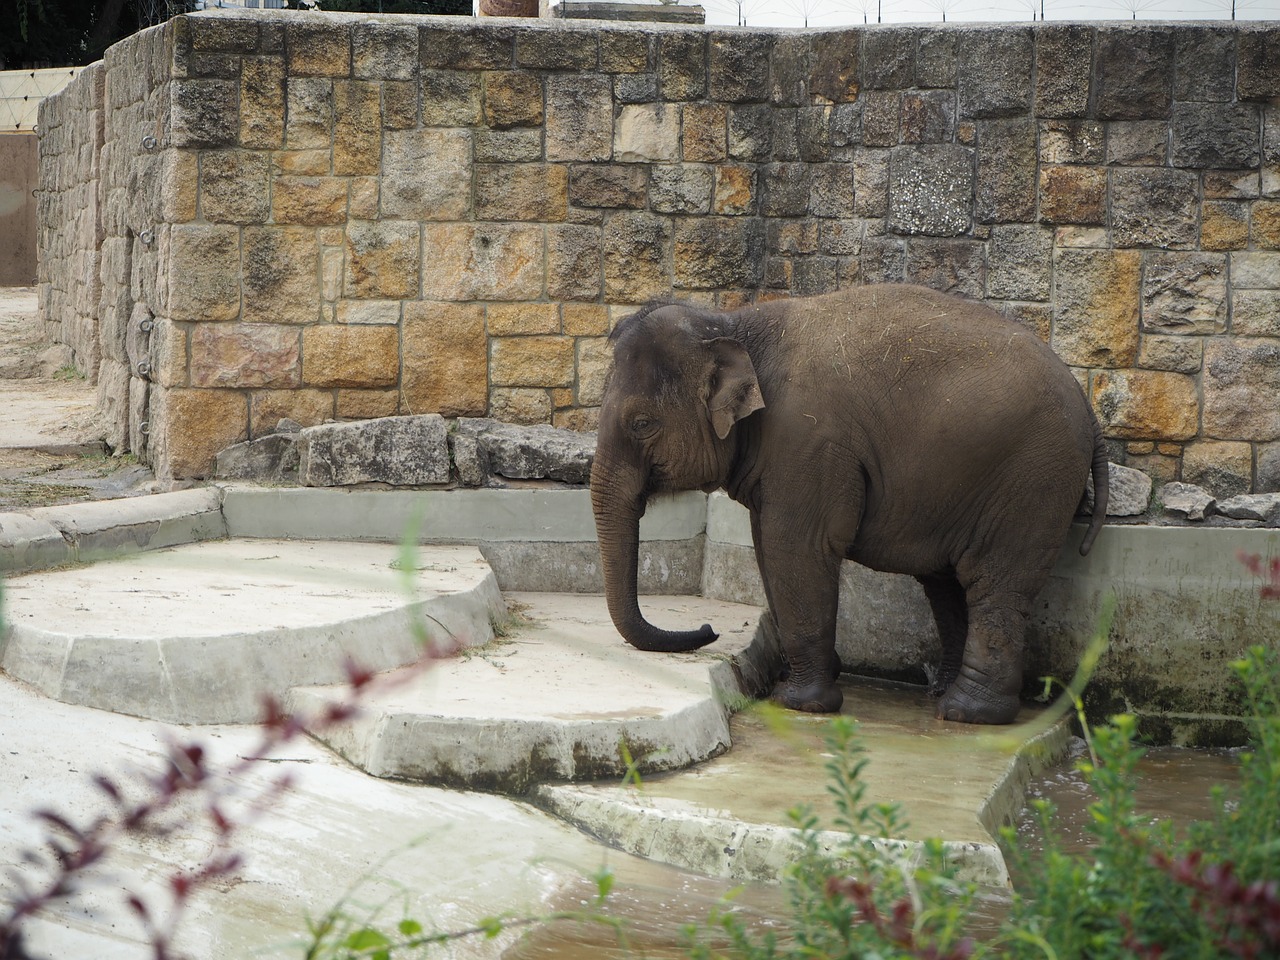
<box><xmin>397</xmin><ymin>918</ymin><xmax>423</xmax><ymax>937</ymax></box>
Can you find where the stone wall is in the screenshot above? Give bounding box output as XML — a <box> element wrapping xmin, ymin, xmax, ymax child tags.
<box><xmin>37</xmin><ymin>13</ymin><xmax>1280</xmax><ymax>484</ymax></box>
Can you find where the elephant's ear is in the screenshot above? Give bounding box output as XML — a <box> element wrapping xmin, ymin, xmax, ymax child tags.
<box><xmin>705</xmin><ymin>338</ymin><xmax>765</xmax><ymax>440</ymax></box>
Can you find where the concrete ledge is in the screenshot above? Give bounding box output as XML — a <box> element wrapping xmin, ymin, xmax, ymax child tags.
<box><xmin>0</xmin><ymin>512</ymin><xmax>71</xmax><ymax>574</ymax></box>
<box><xmin>1</xmin><ymin>540</ymin><xmax>506</xmax><ymax>723</ymax></box>
<box><xmin>289</xmin><ymin>592</ymin><xmax>777</xmax><ymax>793</ymax></box>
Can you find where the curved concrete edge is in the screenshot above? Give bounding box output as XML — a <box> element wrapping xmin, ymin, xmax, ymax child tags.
<box><xmin>978</xmin><ymin>714</ymin><xmax>1075</xmax><ymax>844</ymax></box>
<box><xmin>1</xmin><ymin>553</ymin><xmax>508</xmax><ymax>725</ymax></box>
<box><xmin>532</xmin><ymin>784</ymin><xmax>1011</xmax><ymax>888</ymax></box>
<box><xmin>0</xmin><ymin>488</ymin><xmax>227</xmax><ymax>574</ymax></box>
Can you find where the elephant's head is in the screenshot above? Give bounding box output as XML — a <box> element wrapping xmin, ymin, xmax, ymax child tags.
<box><xmin>590</xmin><ymin>302</ymin><xmax>765</xmax><ymax>652</ymax></box>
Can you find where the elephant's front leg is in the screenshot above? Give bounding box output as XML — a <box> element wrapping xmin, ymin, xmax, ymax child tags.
<box><xmin>753</xmin><ymin>511</ymin><xmax>843</xmax><ymax>713</ymax></box>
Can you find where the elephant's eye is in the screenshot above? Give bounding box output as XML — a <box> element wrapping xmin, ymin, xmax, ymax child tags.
<box><xmin>630</xmin><ymin>416</ymin><xmax>658</xmax><ymax>437</ymax></box>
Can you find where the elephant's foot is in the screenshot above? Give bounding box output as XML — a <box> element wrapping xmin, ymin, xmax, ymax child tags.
<box><xmin>935</xmin><ymin>674</ymin><xmax>1020</xmax><ymax>725</ymax></box>
<box><xmin>773</xmin><ymin>678</ymin><xmax>843</xmax><ymax>713</ymax></box>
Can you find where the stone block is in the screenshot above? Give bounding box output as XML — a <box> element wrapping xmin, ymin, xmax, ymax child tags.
<box><xmin>708</xmin><ymin>31</ymin><xmax>772</xmax><ymax>103</ymax></box>
<box><xmin>240</xmin><ymin>57</ymin><xmax>285</xmax><ymax>148</ymax></box>
<box><xmin>887</xmin><ymin>144</ymin><xmax>973</xmax><ymax>237</ymax></box>
<box><xmin>1034</xmin><ymin>25</ymin><xmax>1092</xmax><ymax>118</ymax></box>
<box><xmin>151</xmin><ymin>386</ymin><xmax>249</xmax><ymax>479</ymax></box>
<box><xmin>599</xmin><ymin>31</ymin><xmax>651</xmax><ymax>73</ymax></box>
<box><xmin>916</xmin><ymin>30</ymin><xmax>958</xmax><ymax>89</ymax></box>
<box><xmin>215</xmin><ymin>433</ymin><xmax>299</xmax><ymax>482</ymax></box>
<box><xmin>490</xmin><ymin>336</ymin><xmax>574</xmax><ymax>388</ymax></box>
<box><xmin>382</xmin><ymin>128</ymin><xmax>471</xmax><ymax>220</ymax></box>
<box><xmin>1233</xmin><ymin>289</ymin><xmax>1280</xmax><ymax>337</ymax></box>
<box><xmin>158</xmin><ymin>149</ymin><xmax>199</xmax><ymax>223</ymax></box>
<box><xmin>1141</xmin><ymin>252</ymin><xmax>1227</xmax><ymax>336</ymax></box>
<box><xmin>475</xmin><ymin>128</ymin><xmax>543</xmax><ymax>163</ymax></box>
<box><xmin>353</xmin><ymin>21</ymin><xmax>418</xmax><ymax>81</ymax></box>
<box><xmin>336</xmin><ymin>389</ymin><xmax>399</xmax><ymax>421</ymax></box>
<box><xmin>999</xmin><ymin>302</ymin><xmax>1052</xmax><ymax>342</ymax></box>
<box><xmin>421</xmin><ymin>70</ymin><xmax>482</xmax><ymax>126</ymax></box>
<box><xmin>1171</xmin><ymin>103</ymin><xmax>1260</xmax><ymax>170</ymax></box>
<box><xmin>683</xmin><ymin>103</ymin><xmax>727</xmax><ymax>162</ymax></box>
<box><xmin>1094</xmin><ymin>26</ymin><xmax>1173</xmax><ymax>120</ymax></box>
<box><xmin>148</xmin><ymin>317</ymin><xmax>187</xmax><ymax>388</ymax></box>
<box><xmin>797</xmin><ymin>105</ymin><xmax>834</xmax><ymax>159</ymax></box>
<box><xmin>1173</xmin><ymin>28</ymin><xmax>1235</xmax><ymax>102</ymax></box>
<box><xmin>489</xmin><ymin>388</ymin><xmax>551</xmax><ymax>425</ymax></box>
<box><xmin>1203</xmin><ymin>339</ymin><xmax>1280</xmax><ymax>441</ymax></box>
<box><xmin>273</xmin><ymin>148</ymin><xmax>329</xmax><ymax>176</ymax></box>
<box><xmin>615</xmin><ymin>73</ymin><xmax>658</xmax><ymax>104</ymax></box>
<box><xmin>569</xmin><ymin>164</ymin><xmax>647</xmax><ymax>209</ymax></box>
<box><xmin>1039</xmin><ymin>120</ymin><xmax>1105</xmax><ymax>165</ymax></box>
<box><xmin>808</xmin><ymin>164</ymin><xmax>853</xmax><ymax>219</ymax></box>
<box><xmin>1106</xmin><ymin>120</ymin><xmax>1168</xmax><ymax>166</ymax></box>
<box><xmin>1159</xmin><ymin>481</ymin><xmax>1215</xmax><ymax>521</ymax></box>
<box><xmin>1138</xmin><ymin>335</ymin><xmax>1202</xmax><ymax>374</ymax></box>
<box><xmin>1201</xmin><ymin>201</ymin><xmax>1249</xmax><ymax>251</ymax></box>
<box><xmin>422</xmin><ymin>223</ymin><xmax>543</xmax><ymax>301</ymax></box>
<box><xmin>516</xmin><ymin>27</ymin><xmax>597</xmax><ymax>71</ymax></box>
<box><xmin>333</xmin><ymin>80</ymin><xmax>382</xmax><ymax>176</ymax></box>
<box><xmin>854</xmin><ymin>149</ymin><xmax>890</xmax><ymax>217</ymax></box>
<box><xmin>1091</xmin><ymin>370</ymin><xmax>1199</xmax><ymax>441</ymax></box>
<box><xmin>976</xmin><ymin>119</ymin><xmax>1036</xmax><ymax>223</ymax></box>
<box><xmin>450</xmin><ymin>418</ymin><xmax>595</xmax><ymax>486</ymax></box>
<box><xmin>1251</xmin><ymin>200</ymin><xmax>1280</xmax><ymax>249</ymax></box>
<box><xmin>651</xmin><ymin>165</ymin><xmax>713</xmax><ymax>215</ymax></box>
<box><xmin>284</xmin><ymin>19</ymin><xmax>350</xmax><ymax>75</ymax></box>
<box><xmin>957</xmin><ymin>28</ymin><xmax>1032</xmax><ymax>119</ymax></box>
<box><xmin>1111</xmin><ymin>169</ymin><xmax>1198</xmax><ymax>250</ymax></box>
<box><xmin>900</xmin><ymin>91</ymin><xmax>954</xmax><ymax>144</ymax></box>
<box><xmin>402</xmin><ymin>302</ymin><xmax>488</xmax><ymax>418</ymax></box>
<box><xmin>860</xmin><ymin>235</ymin><xmax>906</xmax><ymax>285</ymax></box>
<box><xmin>547</xmin><ymin>225</ymin><xmax>602</xmax><ymax>301</ymax></box>
<box><xmin>249</xmin><ymin>388</ymin><xmax>334</xmax><ymax>436</ymax></box>
<box><xmin>988</xmin><ymin>224</ymin><xmax>1052</xmax><ymax>301</ymax></box>
<box><xmin>603</xmin><ymin>211</ymin><xmax>672</xmax><ymax>301</ymax></box>
<box><xmin>243</xmin><ymin>226</ymin><xmax>322</xmax><ymax>324</ymax></box>
<box><xmin>483</xmin><ymin>71</ymin><xmax>543</xmax><ymax>129</ymax></box>
<box><xmin>476</xmin><ymin>164</ymin><xmax>568</xmax><ymax>221</ymax></box>
<box><xmin>344</xmin><ymin>220</ymin><xmax>420</xmax><ymax>300</ymax></box>
<box><xmin>168</xmin><ymin>79</ymin><xmax>238</xmax><ymax>148</ymax></box>
<box><xmin>1085</xmin><ymin>461</ymin><xmax>1152</xmax><ymax>517</ymax></box>
<box><xmin>1237</xmin><ymin>29</ymin><xmax>1280</xmax><ymax>101</ymax></box>
<box><xmin>860</xmin><ymin>90</ymin><xmax>899</xmax><ymax>147</ymax></box>
<box><xmin>1204</xmin><ymin>170</ymin><xmax>1260</xmax><ymax>200</ymax></box>
<box><xmin>383</xmin><ymin>80</ymin><xmax>418</xmax><ymax>128</ymax></box>
<box><xmin>1038</xmin><ymin>164</ymin><xmax>1106</xmax><ymax>225</ymax></box>
<box><xmin>562</xmin><ymin>303</ymin><xmax>609</xmax><ymax>337</ymax></box>
<box><xmin>167</xmin><ymin>224</ymin><xmax>240</xmax><ymax>322</ymax></box>
<box><xmin>546</xmin><ymin>75</ymin><xmax>612</xmax><ymax>162</ymax></box>
<box><xmin>808</xmin><ymin>30</ymin><xmax>859</xmax><ymax>104</ymax></box>
<box><xmin>673</xmin><ymin>217</ymin><xmax>765</xmax><ymax>290</ymax></box>
<box><xmin>420</xmin><ymin>23</ymin><xmax>514</xmax><ymax>70</ymax></box>
<box><xmin>761</xmin><ymin>162</ymin><xmax>812</xmax><ymax>218</ymax></box>
<box><xmin>487</xmin><ymin>303</ymin><xmax>559</xmax><ymax>336</ymax></box>
<box><xmin>711</xmin><ymin>165</ymin><xmax>754</xmax><ymax>216</ymax></box>
<box><xmin>272</xmin><ymin>176</ymin><xmax>348</xmax><ymax>225</ymax></box>
<box><xmin>860</xmin><ymin>28</ymin><xmax>915</xmax><ymax>91</ymax></box>
<box><xmin>658</xmin><ymin>32</ymin><xmax>706</xmax><ymax>101</ymax></box>
<box><xmin>1232</xmin><ymin>252</ymin><xmax>1280</xmax><ymax>289</ymax></box>
<box><xmin>284</xmin><ymin>77</ymin><xmax>333</xmax><ymax>149</ymax></box>
<box><xmin>1052</xmin><ymin>248</ymin><xmax>1141</xmax><ymax>367</ymax></box>
<box><xmin>1258</xmin><ymin>442</ymin><xmax>1280</xmax><ymax>492</ymax></box>
<box><xmin>297</xmin><ymin>415</ymin><xmax>450</xmax><ymax>487</ymax></box>
<box><xmin>615</xmin><ymin>103</ymin><xmax>680</xmax><ymax>162</ymax></box>
<box><xmin>727</xmin><ymin>104</ymin><xmax>773</xmax><ymax>162</ymax></box>
<box><xmin>302</xmin><ymin>325</ymin><xmax>399</xmax><ymax>389</ymax></box>
<box><xmin>1182</xmin><ymin>440</ymin><xmax>1253</xmax><ymax>499</ymax></box>
<box><xmin>191</xmin><ymin>323</ymin><xmax>300</xmax><ymax>389</ymax></box>
<box><xmin>904</xmin><ymin>238</ymin><xmax>985</xmax><ymax>299</ymax></box>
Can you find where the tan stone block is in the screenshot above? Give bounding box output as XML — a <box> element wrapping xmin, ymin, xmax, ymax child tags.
<box><xmin>490</xmin><ymin>388</ymin><xmax>550</xmax><ymax>424</ymax></box>
<box><xmin>337</xmin><ymin>300</ymin><xmax>400</xmax><ymax>325</ymax></box>
<box><xmin>1234</xmin><ymin>289</ymin><xmax>1280</xmax><ymax>337</ymax></box>
<box><xmin>1202</xmin><ymin>201</ymin><xmax>1249</xmax><ymax>251</ymax></box>
<box><xmin>383</xmin><ymin>81</ymin><xmax>418</xmax><ymax>129</ymax></box>
<box><xmin>336</xmin><ymin>389</ymin><xmax>400</xmax><ymax>420</ymax></box>
<box><xmin>1126</xmin><ymin>441</ymin><xmax>1155</xmax><ymax>455</ymax></box>
<box><xmin>240</xmin><ymin>56</ymin><xmax>285</xmax><ymax>149</ymax></box>
<box><xmin>484</xmin><ymin>71</ymin><xmax>543</xmax><ymax>129</ymax></box>
<box><xmin>344</xmin><ymin>220</ymin><xmax>420</xmax><ymax>300</ymax></box>
<box><xmin>1091</xmin><ymin>369</ymin><xmax>1199</xmax><ymax>441</ymax></box>
<box><xmin>167</xmin><ymin>224</ymin><xmax>241</xmax><ymax>322</ymax></box>
<box><xmin>562</xmin><ymin>303</ymin><xmax>609</xmax><ymax>336</ymax></box>
<box><xmin>322</xmin><ymin>248</ymin><xmax>343</xmax><ymax>302</ymax></box>
<box><xmin>349</xmin><ymin>178</ymin><xmax>380</xmax><ymax>219</ymax></box>
<box><xmin>285</xmin><ymin>77</ymin><xmax>333</xmax><ymax>150</ymax></box>
<box><xmin>1183</xmin><ymin>440</ymin><xmax>1254</xmax><ymax>498</ymax></box>
<box><xmin>488</xmin><ymin>303</ymin><xmax>560</xmax><ymax>335</ymax></box>
<box><xmin>402</xmin><ymin>302</ymin><xmax>488</xmax><ymax>417</ymax></box>
<box><xmin>491</xmin><ymin>336</ymin><xmax>574</xmax><ymax>388</ymax></box>
<box><xmin>615</xmin><ymin>103</ymin><xmax>679</xmax><ymax>162</ymax></box>
<box><xmin>683</xmin><ymin>103</ymin><xmax>727</xmax><ymax>162</ymax></box>
<box><xmin>576</xmin><ymin>336</ymin><xmax>610</xmax><ymax>405</ymax></box>
<box><xmin>151</xmin><ymin>386</ymin><xmax>248</xmax><ymax>479</ymax></box>
<box><xmin>383</xmin><ymin>128</ymin><xmax>471</xmax><ymax>220</ymax></box>
<box><xmin>303</xmin><ymin>325</ymin><xmax>399</xmax><ymax>388</ymax></box>
<box><xmin>714</xmin><ymin>164</ymin><xmax>754</xmax><ymax>215</ymax></box>
<box><xmin>286</xmin><ymin>20</ymin><xmax>351</xmax><ymax>77</ymax></box>
<box><xmin>1203</xmin><ymin>339</ymin><xmax>1280</xmax><ymax>440</ymax></box>
<box><xmin>159</xmin><ymin>149</ymin><xmax>199</xmax><ymax>223</ymax></box>
<box><xmin>1157</xmin><ymin>442</ymin><xmax>1182</xmax><ymax>456</ymax></box>
<box><xmin>149</xmin><ymin>318</ymin><xmax>188</xmax><ymax>388</ymax></box>
<box><xmin>249</xmin><ymin>388</ymin><xmax>334</xmax><ymax>437</ymax></box>
<box><xmin>319</xmin><ymin>227</ymin><xmax>345</xmax><ymax>246</ymax></box>
<box><xmin>1052</xmin><ymin>249</ymin><xmax>1141</xmax><ymax>367</ymax></box>
<box><xmin>550</xmin><ymin>387</ymin><xmax>574</xmax><ymax>408</ymax></box>
<box><xmin>243</xmin><ymin>227</ymin><xmax>321</xmax><ymax>324</ymax></box>
<box><xmin>191</xmin><ymin>323</ymin><xmax>301</xmax><ymax>388</ymax></box>
<box><xmin>200</xmin><ymin>150</ymin><xmax>270</xmax><ymax>224</ymax></box>
<box><xmin>546</xmin><ymin>75</ymin><xmax>612</xmax><ymax>162</ymax></box>
<box><xmin>1251</xmin><ymin>200</ymin><xmax>1280</xmax><ymax>249</ymax></box>
<box><xmin>422</xmin><ymin>224</ymin><xmax>543</xmax><ymax>301</ymax></box>
<box><xmin>554</xmin><ymin>407</ymin><xmax>599</xmax><ymax>431</ymax></box>
<box><xmin>1038</xmin><ymin>164</ymin><xmax>1106</xmax><ymax>224</ymax></box>
<box><xmin>422</xmin><ymin>69</ymin><xmax>482</xmax><ymax>126</ymax></box>
<box><xmin>475</xmin><ymin>164</ymin><xmax>568</xmax><ymax>222</ymax></box>
<box><xmin>273</xmin><ymin>149</ymin><xmax>330</xmax><ymax>176</ymax></box>
<box><xmin>334</xmin><ymin>80</ymin><xmax>381</xmax><ymax>177</ymax></box>
<box><xmin>272</xmin><ymin>176</ymin><xmax>348</xmax><ymax>225</ymax></box>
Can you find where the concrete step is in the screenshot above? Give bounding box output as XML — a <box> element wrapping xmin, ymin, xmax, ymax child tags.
<box><xmin>289</xmin><ymin>591</ymin><xmax>777</xmax><ymax>793</ymax></box>
<box><xmin>0</xmin><ymin>538</ymin><xmax>506</xmax><ymax>723</ymax></box>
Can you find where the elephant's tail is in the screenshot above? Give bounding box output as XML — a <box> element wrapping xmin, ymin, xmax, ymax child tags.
<box><xmin>1080</xmin><ymin>417</ymin><xmax>1108</xmax><ymax>556</ymax></box>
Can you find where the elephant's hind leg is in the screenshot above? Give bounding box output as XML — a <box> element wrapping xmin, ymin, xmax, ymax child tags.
<box><xmin>916</xmin><ymin>572</ymin><xmax>967</xmax><ymax>697</ymax></box>
<box><xmin>934</xmin><ymin>599</ymin><xmax>1029</xmax><ymax>724</ymax></box>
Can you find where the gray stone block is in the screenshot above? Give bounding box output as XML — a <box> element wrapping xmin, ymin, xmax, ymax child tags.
<box><xmin>957</xmin><ymin>28</ymin><xmax>1033</xmax><ymax>119</ymax></box>
<box><xmin>1171</xmin><ymin>103</ymin><xmax>1260</xmax><ymax>170</ymax></box>
<box><xmin>1160</xmin><ymin>482</ymin><xmax>1215</xmax><ymax>521</ymax></box>
<box><xmin>1094</xmin><ymin>26</ymin><xmax>1173</xmax><ymax>121</ymax></box>
<box><xmin>297</xmin><ymin>415</ymin><xmax>450</xmax><ymax>487</ymax></box>
<box><xmin>215</xmin><ymin>433</ymin><xmax>300</xmax><ymax>482</ymax></box>
<box><xmin>450</xmin><ymin>417</ymin><xmax>595</xmax><ymax>486</ymax></box>
<box><xmin>888</xmin><ymin>143</ymin><xmax>974</xmax><ymax>237</ymax></box>
<box><xmin>1216</xmin><ymin>493</ymin><xmax>1280</xmax><ymax>523</ymax></box>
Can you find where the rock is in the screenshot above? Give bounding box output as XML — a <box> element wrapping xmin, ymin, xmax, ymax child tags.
<box><xmin>1159</xmin><ymin>481</ymin><xmax>1215</xmax><ymax>521</ymax></box>
<box><xmin>450</xmin><ymin>418</ymin><xmax>596</xmax><ymax>487</ymax></box>
<box><xmin>1085</xmin><ymin>461</ymin><xmax>1153</xmax><ymax>516</ymax></box>
<box><xmin>297</xmin><ymin>415</ymin><xmax>449</xmax><ymax>487</ymax></box>
<box><xmin>214</xmin><ymin>433</ymin><xmax>299</xmax><ymax>483</ymax></box>
<box><xmin>1214</xmin><ymin>493</ymin><xmax>1280</xmax><ymax>523</ymax></box>
<box><xmin>275</xmin><ymin>418</ymin><xmax>302</xmax><ymax>434</ymax></box>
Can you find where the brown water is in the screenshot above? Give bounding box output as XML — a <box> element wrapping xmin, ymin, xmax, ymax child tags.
<box><xmin>505</xmin><ymin>738</ymin><xmax>1241</xmax><ymax>959</ymax></box>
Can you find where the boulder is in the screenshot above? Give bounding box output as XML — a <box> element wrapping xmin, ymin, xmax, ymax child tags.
<box><xmin>1214</xmin><ymin>493</ymin><xmax>1280</xmax><ymax>524</ymax></box>
<box><xmin>297</xmin><ymin>415</ymin><xmax>450</xmax><ymax>487</ymax></box>
<box><xmin>450</xmin><ymin>418</ymin><xmax>595</xmax><ymax>486</ymax></box>
<box><xmin>214</xmin><ymin>433</ymin><xmax>299</xmax><ymax>483</ymax></box>
<box><xmin>1159</xmin><ymin>481</ymin><xmax>1215</xmax><ymax>521</ymax></box>
<box><xmin>1085</xmin><ymin>461</ymin><xmax>1152</xmax><ymax>517</ymax></box>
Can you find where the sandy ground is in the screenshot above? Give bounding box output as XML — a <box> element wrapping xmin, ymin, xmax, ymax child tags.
<box><xmin>0</xmin><ymin>287</ymin><xmax>155</xmax><ymax>511</ymax></box>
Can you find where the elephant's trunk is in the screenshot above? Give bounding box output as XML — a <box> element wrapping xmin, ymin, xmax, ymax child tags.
<box><xmin>591</xmin><ymin>460</ymin><xmax>718</xmax><ymax>653</ymax></box>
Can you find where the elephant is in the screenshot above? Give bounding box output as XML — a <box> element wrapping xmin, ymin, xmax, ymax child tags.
<box><xmin>589</xmin><ymin>284</ymin><xmax>1109</xmax><ymax>725</ymax></box>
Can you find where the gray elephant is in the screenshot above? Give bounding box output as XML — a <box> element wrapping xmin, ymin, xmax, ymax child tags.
<box><xmin>590</xmin><ymin>284</ymin><xmax>1109</xmax><ymax>725</ymax></box>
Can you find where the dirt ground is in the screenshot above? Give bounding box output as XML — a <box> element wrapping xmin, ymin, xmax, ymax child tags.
<box><xmin>0</xmin><ymin>287</ymin><xmax>155</xmax><ymax>512</ymax></box>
